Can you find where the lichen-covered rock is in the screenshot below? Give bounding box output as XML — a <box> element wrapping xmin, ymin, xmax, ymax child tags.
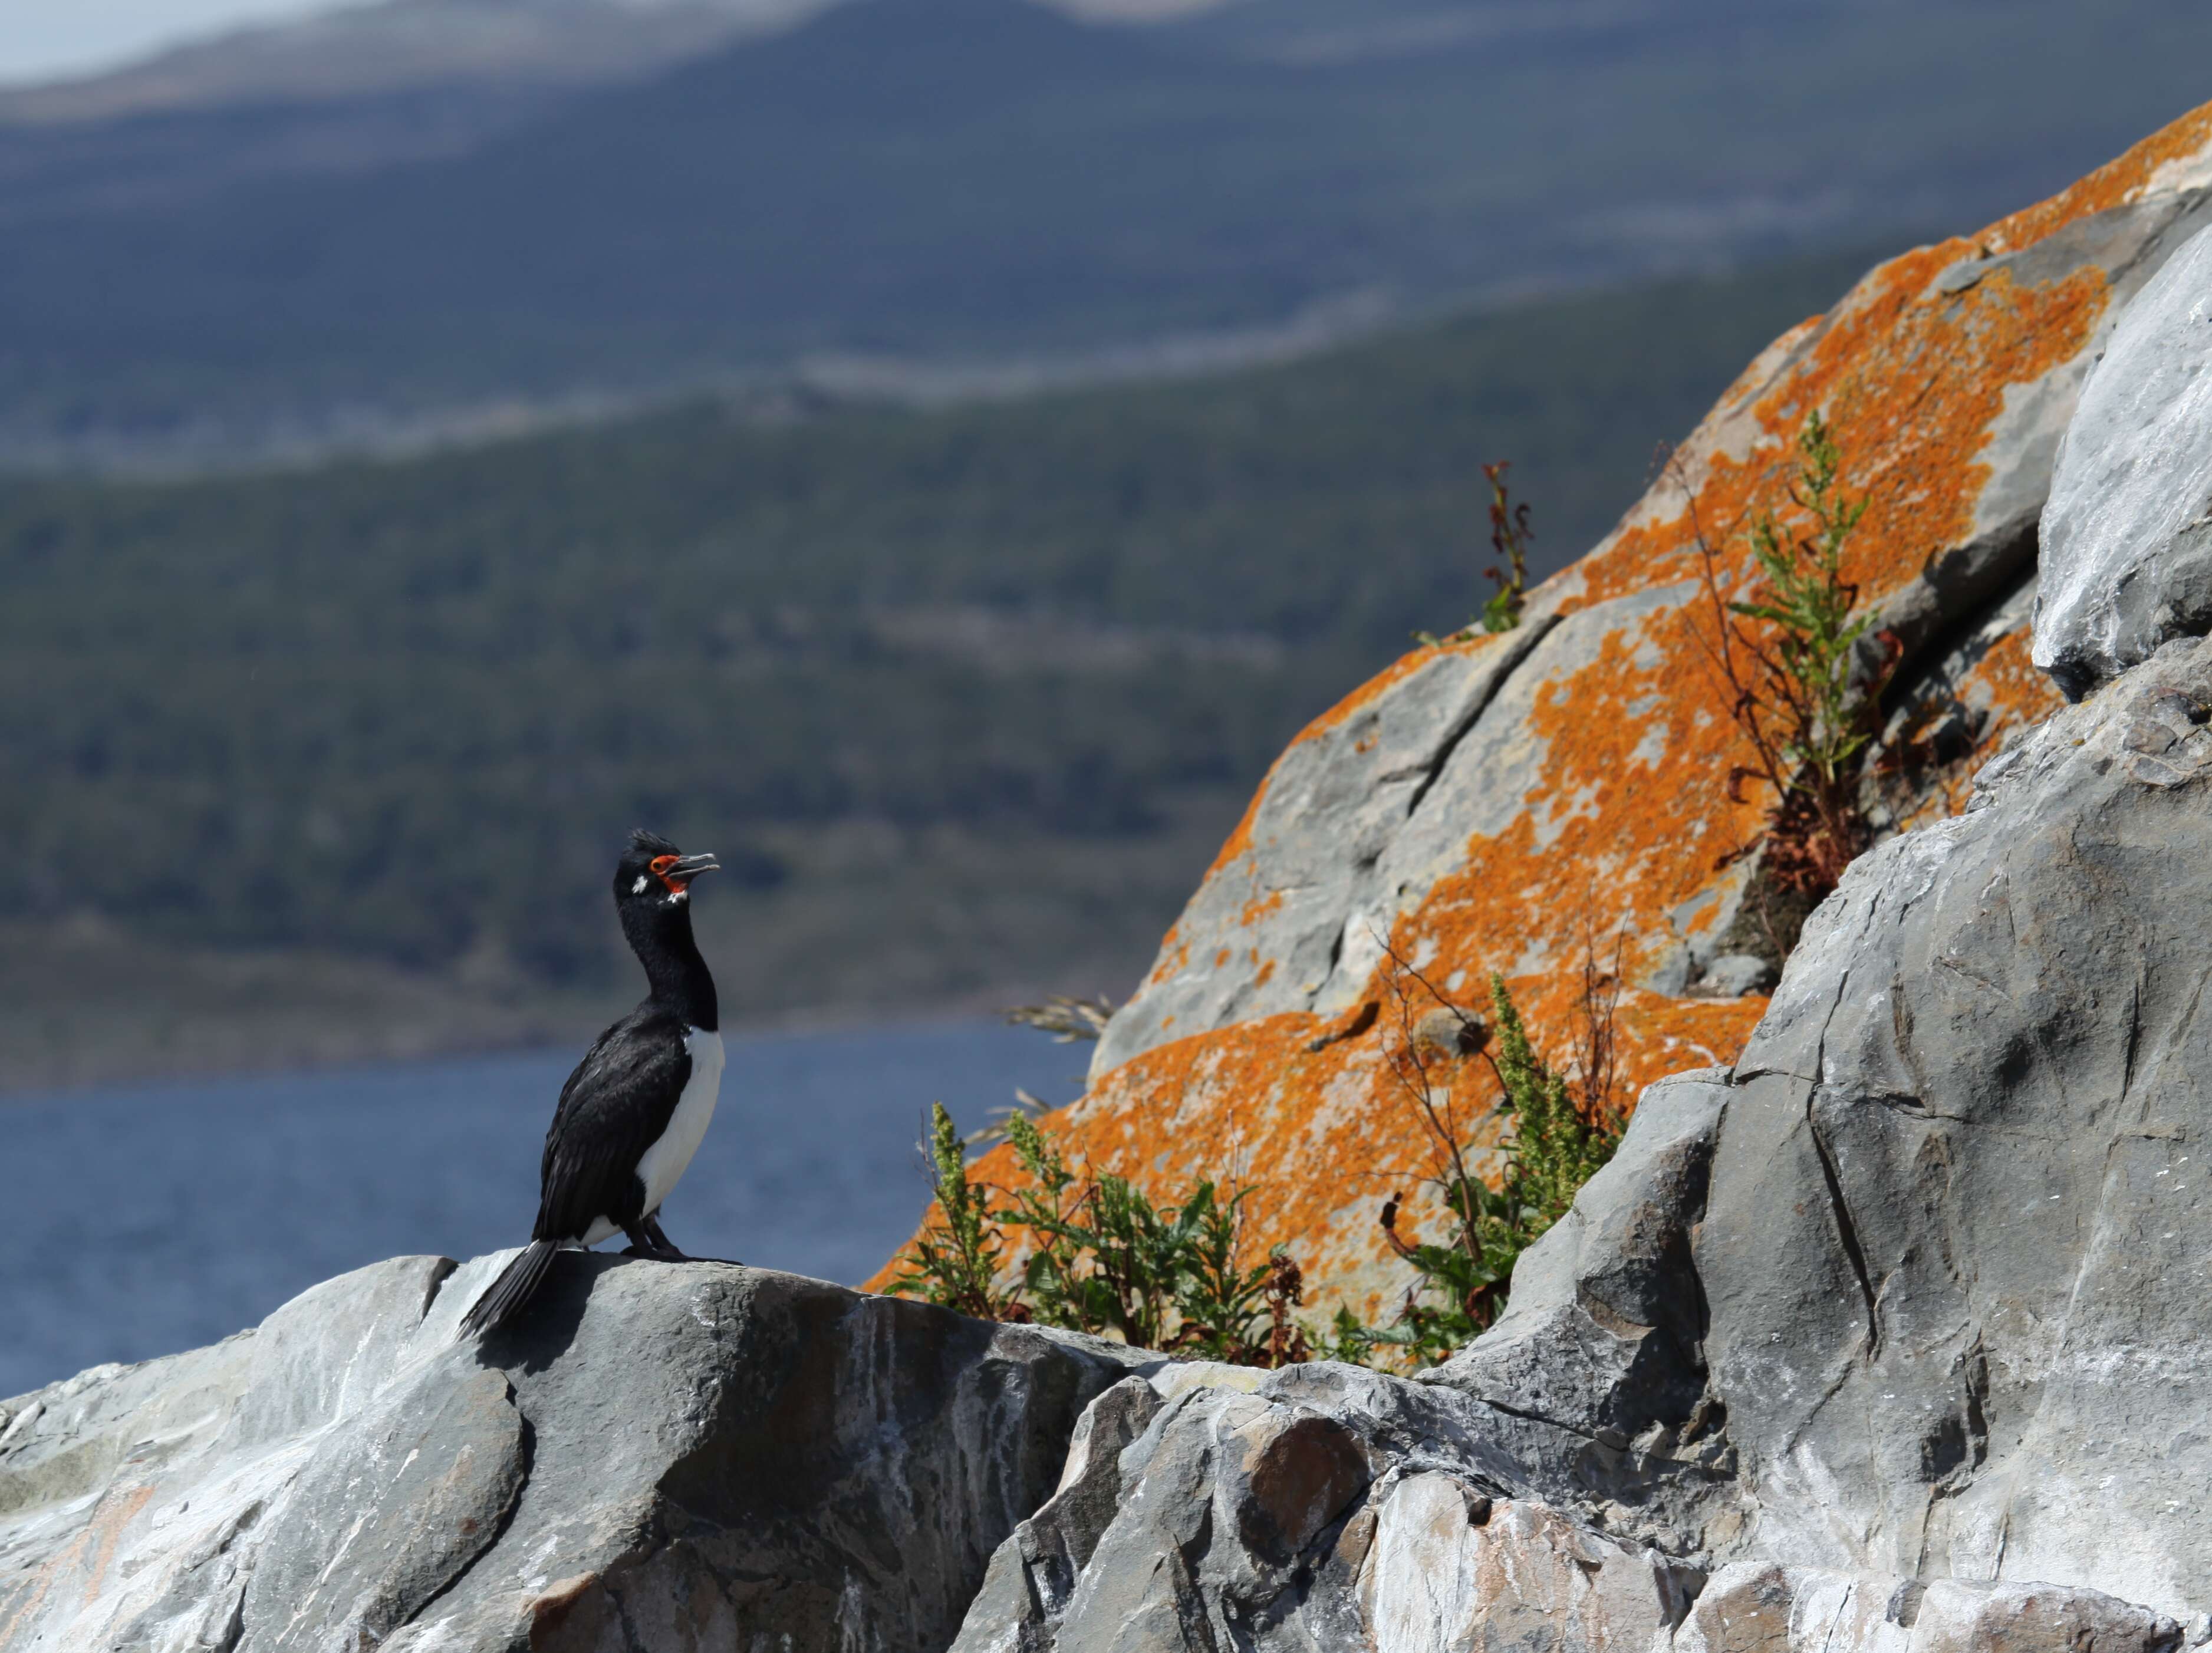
<box><xmin>917</xmin><ymin>103</ymin><xmax>2212</xmax><ymax>1325</ymax></box>
<box><xmin>2036</xmin><ymin>218</ymin><xmax>2212</xmax><ymax>696</ymax></box>
<box><xmin>945</xmin><ymin>153</ymin><xmax>2212</xmax><ymax>1624</ymax></box>
<box><xmin>0</xmin><ymin>1251</ymin><xmax>1136</xmax><ymax>1652</ymax></box>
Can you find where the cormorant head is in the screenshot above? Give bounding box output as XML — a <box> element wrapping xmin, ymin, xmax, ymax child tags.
<box><xmin>614</xmin><ymin>828</ymin><xmax>719</xmax><ymax>910</ymax></box>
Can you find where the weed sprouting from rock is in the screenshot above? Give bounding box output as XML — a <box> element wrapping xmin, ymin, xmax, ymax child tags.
<box><xmin>904</xmin><ymin>943</ymin><xmax>1624</xmax><ymax>1371</ymax></box>
<box><xmin>1416</xmin><ymin>460</ymin><xmax>1535</xmax><ymax>644</ymax></box>
<box><xmin>1680</xmin><ymin>409</ymin><xmax>1898</xmax><ymax>920</ymax></box>
<box><xmin>894</xmin><ymin>1102</ymin><xmax>1022</xmax><ymax>1322</ymax></box>
<box><xmin>1478</xmin><ymin>461</ymin><xmax>1535</xmax><ymax>633</ymax></box>
<box><xmin>1327</xmin><ymin>938</ymin><xmax>1627</xmax><ymax>1368</ymax></box>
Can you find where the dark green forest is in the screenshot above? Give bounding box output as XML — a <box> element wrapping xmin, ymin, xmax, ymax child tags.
<box><xmin>0</xmin><ymin>249</ymin><xmax>1873</xmax><ymax>1028</ymax></box>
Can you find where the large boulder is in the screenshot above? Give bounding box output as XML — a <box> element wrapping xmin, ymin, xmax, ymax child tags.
<box><xmin>950</xmin><ymin>631</ymin><xmax>2212</xmax><ymax>1646</ymax></box>
<box><xmin>1694</xmin><ymin>630</ymin><xmax>2212</xmax><ymax>1612</ymax></box>
<box><xmin>0</xmin><ymin>1252</ymin><xmax>1136</xmax><ymax>1652</ymax></box>
<box><xmin>2036</xmin><ymin>218</ymin><xmax>2212</xmax><ymax>696</ymax></box>
<box><xmin>917</xmin><ymin>102</ymin><xmax>2212</xmax><ymax>1326</ymax></box>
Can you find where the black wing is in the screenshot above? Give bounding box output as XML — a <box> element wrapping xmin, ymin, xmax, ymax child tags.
<box><xmin>532</xmin><ymin>1005</ymin><xmax>693</xmax><ymax>1243</ymax></box>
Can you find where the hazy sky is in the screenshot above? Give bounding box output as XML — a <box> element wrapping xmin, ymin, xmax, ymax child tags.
<box><xmin>1</xmin><ymin>0</ymin><xmax>347</xmax><ymax>85</ymax></box>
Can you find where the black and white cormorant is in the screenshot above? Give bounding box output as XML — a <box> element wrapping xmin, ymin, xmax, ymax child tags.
<box><xmin>459</xmin><ymin>829</ymin><xmax>725</xmax><ymax>1338</ymax></box>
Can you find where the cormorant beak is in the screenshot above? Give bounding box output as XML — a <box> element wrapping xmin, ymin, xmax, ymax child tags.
<box><xmin>652</xmin><ymin>852</ymin><xmax>720</xmax><ymax>891</ymax></box>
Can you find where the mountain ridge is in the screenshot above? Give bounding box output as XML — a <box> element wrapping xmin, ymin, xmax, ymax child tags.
<box><xmin>0</xmin><ymin>0</ymin><xmax>1236</xmax><ymax>123</ymax></box>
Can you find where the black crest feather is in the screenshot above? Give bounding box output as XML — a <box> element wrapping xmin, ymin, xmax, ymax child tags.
<box><xmin>628</xmin><ymin>827</ymin><xmax>679</xmax><ymax>857</ymax></box>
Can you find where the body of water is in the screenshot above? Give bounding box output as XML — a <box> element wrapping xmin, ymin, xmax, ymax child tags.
<box><xmin>0</xmin><ymin>1020</ymin><xmax>1089</xmax><ymax>1399</ymax></box>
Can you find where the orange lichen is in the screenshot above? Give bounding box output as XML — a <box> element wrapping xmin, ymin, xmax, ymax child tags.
<box><xmin>1964</xmin><ymin>628</ymin><xmax>2063</xmax><ymax>733</ymax></box>
<box><xmin>1566</xmin><ymin>254</ymin><xmax>2106</xmax><ymax>620</ymax></box>
<box><xmin>1240</xmin><ymin>890</ymin><xmax>1284</xmax><ymax>927</ymax></box>
<box><xmin>1143</xmin><ymin>924</ymin><xmax>1191</xmax><ymax>988</ymax></box>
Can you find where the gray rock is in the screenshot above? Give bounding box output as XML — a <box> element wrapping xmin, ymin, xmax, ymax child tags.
<box><xmin>2038</xmin><ymin>218</ymin><xmax>2212</xmax><ymax>697</ymax></box>
<box><xmin>1679</xmin><ymin>1563</ymin><xmax>2185</xmax><ymax>1653</ymax></box>
<box><xmin>957</xmin><ymin>1375</ymin><xmax>1167</xmax><ymax>1651</ymax></box>
<box><xmin>0</xmin><ymin>1250</ymin><xmax>1136</xmax><ymax>1652</ymax></box>
<box><xmin>1090</xmin><ymin>613</ymin><xmax>1558</xmax><ymax>1076</ymax></box>
<box><xmin>1698</xmin><ymin>632</ymin><xmax>2212</xmax><ymax>1616</ymax></box>
<box><xmin>241</xmin><ymin>1358</ymin><xmax>525</xmax><ymax>1650</ymax></box>
<box><xmin>1696</xmin><ymin>953</ymin><xmax>1778</xmax><ymax>997</ymax></box>
<box><xmin>1426</xmin><ymin>1068</ymin><xmax>1735</xmax><ymax>1506</ymax></box>
<box><xmin>952</xmin><ymin>1366</ymin><xmax>1704</xmax><ymax>1653</ymax></box>
<box><xmin>972</xmin><ymin>635</ymin><xmax>2212</xmax><ymax>1651</ymax></box>
<box><xmin>1358</xmin><ymin>1481</ymin><xmax>1701</xmax><ymax>1653</ymax></box>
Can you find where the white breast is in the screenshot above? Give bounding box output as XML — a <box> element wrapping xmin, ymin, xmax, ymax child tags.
<box><xmin>634</xmin><ymin>1027</ymin><xmax>725</xmax><ymax>1219</ymax></box>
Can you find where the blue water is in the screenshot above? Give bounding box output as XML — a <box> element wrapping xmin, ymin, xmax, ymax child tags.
<box><xmin>0</xmin><ymin>1020</ymin><xmax>1091</xmax><ymax>1400</ymax></box>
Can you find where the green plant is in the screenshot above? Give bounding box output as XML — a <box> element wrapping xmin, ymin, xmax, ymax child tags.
<box><xmin>1416</xmin><ymin>460</ymin><xmax>1536</xmax><ymax>645</ymax></box>
<box><xmin>1331</xmin><ymin>944</ymin><xmax>1626</xmax><ymax>1368</ymax></box>
<box><xmin>1478</xmin><ymin>461</ymin><xmax>1535</xmax><ymax>634</ymax></box>
<box><xmin>1684</xmin><ymin>409</ymin><xmax>1898</xmax><ymax>901</ymax></box>
<box><xmin>890</xmin><ymin>1107</ymin><xmax>1309</xmax><ymax>1364</ymax></box>
<box><xmin>1002</xmin><ymin>1114</ymin><xmax>1306</xmax><ymax>1362</ymax></box>
<box><xmin>892</xmin><ymin>1102</ymin><xmax>1019</xmax><ymax>1321</ymax></box>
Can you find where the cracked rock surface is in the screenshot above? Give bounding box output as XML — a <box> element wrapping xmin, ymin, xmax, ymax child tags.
<box><xmin>1699</xmin><ymin>632</ymin><xmax>2212</xmax><ymax>1615</ymax></box>
<box><xmin>0</xmin><ymin>1252</ymin><xmax>1135</xmax><ymax>1652</ymax></box>
<box><xmin>954</xmin><ymin>638</ymin><xmax>2212</xmax><ymax>1650</ymax></box>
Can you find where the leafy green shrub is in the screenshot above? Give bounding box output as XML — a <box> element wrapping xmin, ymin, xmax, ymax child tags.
<box><xmin>1686</xmin><ymin>409</ymin><xmax>1897</xmax><ymax>903</ymax></box>
<box><xmin>1329</xmin><ymin>953</ymin><xmax>1625</xmax><ymax>1369</ymax></box>
<box><xmin>906</xmin><ymin>947</ymin><xmax>1624</xmax><ymax>1371</ymax></box>
<box><xmin>890</xmin><ymin>1107</ymin><xmax>1308</xmax><ymax>1365</ymax></box>
<box><xmin>892</xmin><ymin>1102</ymin><xmax>1019</xmax><ymax>1321</ymax></box>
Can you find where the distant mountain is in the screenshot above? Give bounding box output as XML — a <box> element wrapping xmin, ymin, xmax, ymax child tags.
<box><xmin>2</xmin><ymin>0</ymin><xmax>2209</xmax><ymax>465</ymax></box>
<box><xmin>0</xmin><ymin>0</ymin><xmax>1232</xmax><ymax>124</ymax></box>
<box><xmin>0</xmin><ymin>0</ymin><xmax>823</xmax><ymax>124</ymax></box>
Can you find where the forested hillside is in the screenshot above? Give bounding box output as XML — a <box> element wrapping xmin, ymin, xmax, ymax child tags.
<box><xmin>0</xmin><ymin>251</ymin><xmax>1874</xmax><ymax>1077</ymax></box>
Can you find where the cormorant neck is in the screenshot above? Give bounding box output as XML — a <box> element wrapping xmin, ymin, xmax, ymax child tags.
<box><xmin>621</xmin><ymin>898</ymin><xmax>719</xmax><ymax>1031</ymax></box>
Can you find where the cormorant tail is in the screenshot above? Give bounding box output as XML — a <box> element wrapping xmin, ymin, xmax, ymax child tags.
<box><xmin>459</xmin><ymin>1240</ymin><xmax>559</xmax><ymax>1340</ymax></box>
